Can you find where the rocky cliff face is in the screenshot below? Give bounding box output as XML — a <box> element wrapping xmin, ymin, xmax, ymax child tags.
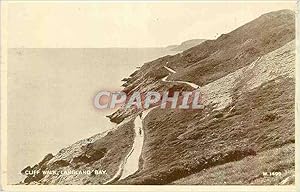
<box><xmin>21</xmin><ymin>9</ymin><xmax>295</xmax><ymax>185</ymax></box>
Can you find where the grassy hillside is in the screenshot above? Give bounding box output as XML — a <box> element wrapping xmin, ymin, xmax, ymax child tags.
<box><xmin>20</xmin><ymin>9</ymin><xmax>295</xmax><ymax>185</ymax></box>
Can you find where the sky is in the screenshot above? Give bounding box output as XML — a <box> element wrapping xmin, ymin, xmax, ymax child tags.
<box><xmin>6</xmin><ymin>1</ymin><xmax>296</xmax><ymax>48</ymax></box>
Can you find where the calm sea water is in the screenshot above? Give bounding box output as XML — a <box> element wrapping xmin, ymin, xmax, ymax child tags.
<box><xmin>7</xmin><ymin>48</ymin><xmax>176</xmax><ymax>183</ymax></box>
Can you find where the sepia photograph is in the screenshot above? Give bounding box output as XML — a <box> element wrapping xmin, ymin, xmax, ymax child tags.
<box><xmin>0</xmin><ymin>1</ymin><xmax>298</xmax><ymax>191</ymax></box>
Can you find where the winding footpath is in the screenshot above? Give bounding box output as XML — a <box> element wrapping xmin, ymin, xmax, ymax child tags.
<box><xmin>103</xmin><ymin>108</ymin><xmax>155</xmax><ymax>184</ymax></box>
<box><xmin>163</xmin><ymin>66</ymin><xmax>200</xmax><ymax>89</ymax></box>
<box><xmin>104</xmin><ymin>66</ymin><xmax>200</xmax><ymax>184</ymax></box>
<box><xmin>119</xmin><ymin>108</ymin><xmax>154</xmax><ymax>179</ymax></box>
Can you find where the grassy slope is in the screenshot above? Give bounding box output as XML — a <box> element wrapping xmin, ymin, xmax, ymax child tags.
<box><xmin>168</xmin><ymin>9</ymin><xmax>295</xmax><ymax>86</ymax></box>
<box><xmin>172</xmin><ymin>143</ymin><xmax>295</xmax><ymax>185</ymax></box>
<box><xmin>117</xmin><ymin>76</ymin><xmax>294</xmax><ymax>184</ymax></box>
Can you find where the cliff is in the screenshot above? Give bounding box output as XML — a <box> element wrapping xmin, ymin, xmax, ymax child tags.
<box><xmin>21</xmin><ymin>9</ymin><xmax>295</xmax><ymax>185</ymax></box>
